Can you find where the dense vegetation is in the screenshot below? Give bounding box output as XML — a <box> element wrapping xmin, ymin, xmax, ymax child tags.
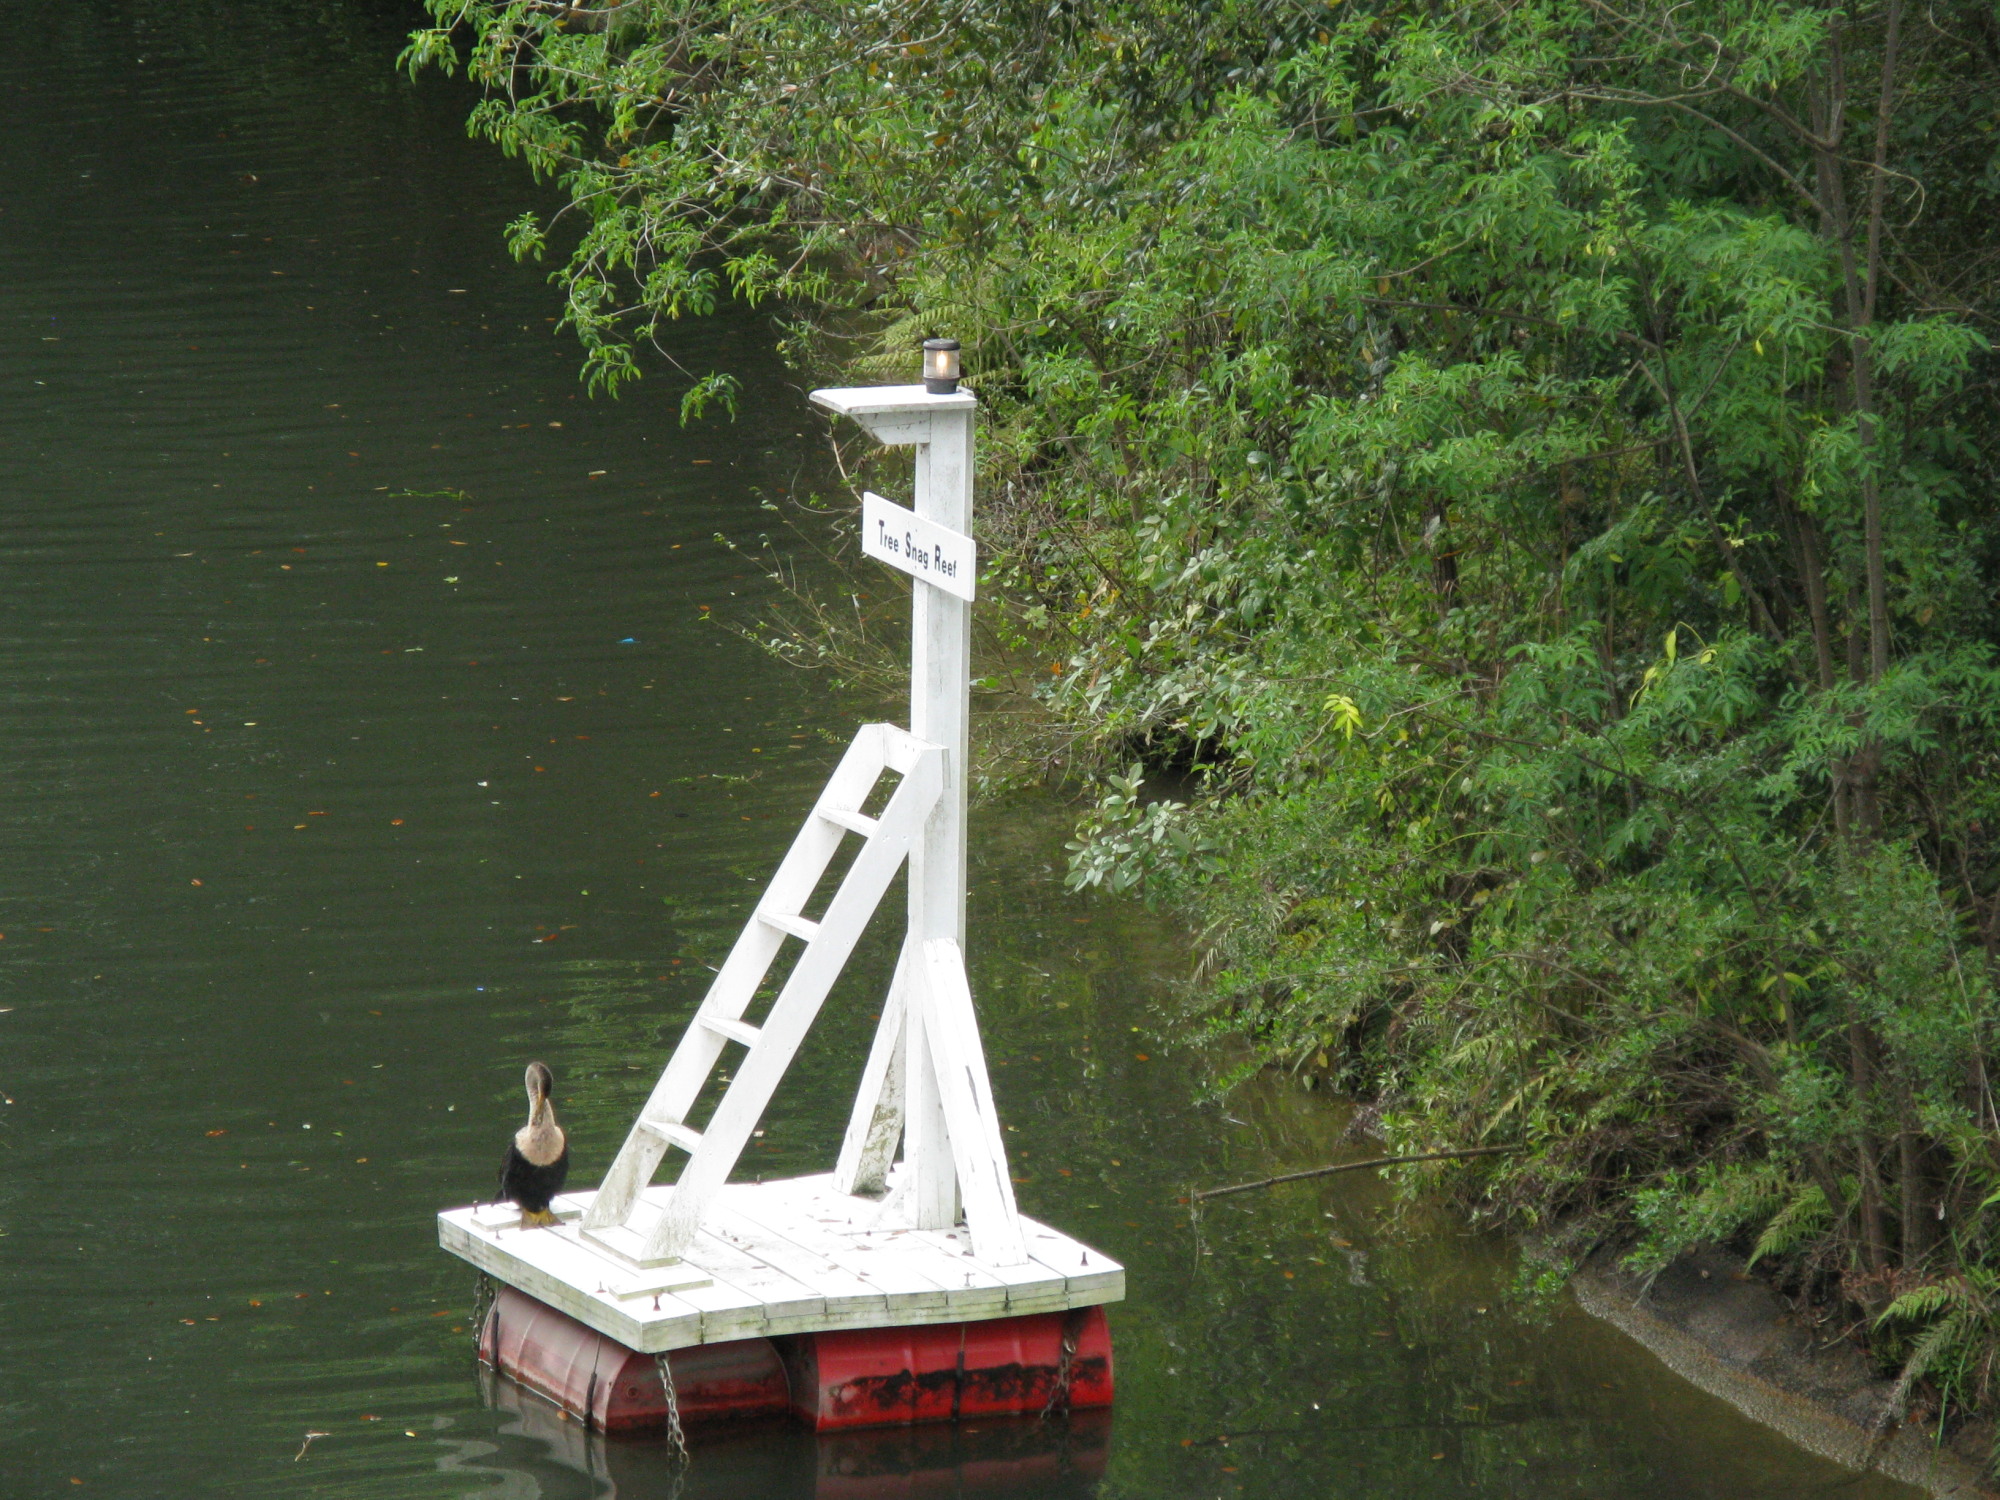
<box><xmin>411</xmin><ymin>0</ymin><xmax>2000</xmax><ymax>1431</ymax></box>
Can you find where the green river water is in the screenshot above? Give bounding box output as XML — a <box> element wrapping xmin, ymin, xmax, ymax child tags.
<box><xmin>0</xmin><ymin>4</ymin><xmax>1923</xmax><ymax>1497</ymax></box>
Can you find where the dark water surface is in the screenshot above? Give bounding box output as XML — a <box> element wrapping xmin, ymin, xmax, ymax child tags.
<box><xmin>0</xmin><ymin>4</ymin><xmax>1920</xmax><ymax>1497</ymax></box>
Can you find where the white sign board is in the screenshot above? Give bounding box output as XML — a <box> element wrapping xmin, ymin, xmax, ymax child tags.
<box><xmin>861</xmin><ymin>492</ymin><xmax>976</xmax><ymax>602</ymax></box>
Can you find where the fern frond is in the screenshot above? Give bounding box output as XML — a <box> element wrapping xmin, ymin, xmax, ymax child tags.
<box><xmin>1749</xmin><ymin>1182</ymin><xmax>1829</xmax><ymax>1266</ymax></box>
<box><xmin>1878</xmin><ymin>1281</ymin><xmax>1962</xmax><ymax>1327</ymax></box>
<box><xmin>1884</xmin><ymin>1306</ymin><xmax>1976</xmax><ymax>1427</ymax></box>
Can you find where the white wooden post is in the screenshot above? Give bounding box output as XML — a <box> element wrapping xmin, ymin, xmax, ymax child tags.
<box><xmin>810</xmin><ymin>384</ymin><xmax>1027</xmax><ymax>1259</ymax></box>
<box><xmin>904</xmin><ymin>405</ymin><xmax>971</xmax><ymax>1229</ymax></box>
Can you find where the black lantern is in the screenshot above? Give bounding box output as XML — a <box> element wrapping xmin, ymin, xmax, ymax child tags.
<box><xmin>922</xmin><ymin>338</ymin><xmax>962</xmax><ymax>395</ymax></box>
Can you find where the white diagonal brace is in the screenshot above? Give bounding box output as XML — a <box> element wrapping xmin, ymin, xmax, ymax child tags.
<box><xmin>919</xmin><ymin>938</ymin><xmax>1028</xmax><ymax>1265</ymax></box>
<box><xmin>903</xmin><ymin>973</ymin><xmax>958</xmax><ymax>1230</ymax></box>
<box><xmin>833</xmin><ymin>938</ymin><xmax>909</xmax><ymax>1196</ymax></box>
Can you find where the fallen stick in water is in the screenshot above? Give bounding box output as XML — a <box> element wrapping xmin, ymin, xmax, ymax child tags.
<box><xmin>1193</xmin><ymin>1144</ymin><xmax>1522</xmax><ymax>1201</ymax></box>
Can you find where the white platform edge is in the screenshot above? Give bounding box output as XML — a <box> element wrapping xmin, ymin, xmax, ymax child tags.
<box><xmin>441</xmin><ymin>1173</ymin><xmax>1123</xmax><ymax>1354</ymax></box>
<box><xmin>809</xmin><ymin>385</ymin><xmax>978</xmax><ymax>416</ymax></box>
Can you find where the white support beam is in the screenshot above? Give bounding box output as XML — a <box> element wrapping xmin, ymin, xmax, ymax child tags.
<box><xmin>810</xmin><ymin>383</ymin><xmax>984</xmax><ymax>1235</ymax></box>
<box><xmin>903</xmin><ymin>977</ymin><xmax>959</xmax><ymax>1229</ymax></box>
<box><xmin>920</xmin><ymin>939</ymin><xmax>1027</xmax><ymax>1265</ymax></box>
<box><xmin>832</xmin><ymin>940</ymin><xmax>909</xmax><ymax>1196</ymax></box>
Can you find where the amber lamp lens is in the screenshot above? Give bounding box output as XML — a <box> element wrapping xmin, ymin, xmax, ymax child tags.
<box><xmin>922</xmin><ymin>338</ymin><xmax>961</xmax><ymax>394</ymax></box>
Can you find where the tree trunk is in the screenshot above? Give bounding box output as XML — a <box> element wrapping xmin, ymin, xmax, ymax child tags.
<box><xmin>1898</xmin><ymin>1094</ymin><xmax>1932</xmax><ymax>1267</ymax></box>
<box><xmin>1849</xmin><ymin>1020</ymin><xmax>1891</xmax><ymax>1274</ymax></box>
<box><xmin>1777</xmin><ymin>478</ymin><xmax>1846</xmax><ymax>831</ymax></box>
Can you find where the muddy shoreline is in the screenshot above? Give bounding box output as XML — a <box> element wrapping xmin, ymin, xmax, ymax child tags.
<box><xmin>1574</xmin><ymin>1246</ymin><xmax>1995</xmax><ymax>1497</ymax></box>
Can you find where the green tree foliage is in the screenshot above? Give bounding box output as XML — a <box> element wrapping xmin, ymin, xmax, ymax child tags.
<box><xmin>413</xmin><ymin>0</ymin><xmax>2000</xmax><ymax>1417</ymax></box>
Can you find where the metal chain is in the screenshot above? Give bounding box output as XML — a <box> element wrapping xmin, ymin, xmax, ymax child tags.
<box><xmin>654</xmin><ymin>1351</ymin><xmax>690</xmax><ymax>1463</ymax></box>
<box><xmin>1040</xmin><ymin>1313</ymin><xmax>1082</xmax><ymax>1420</ymax></box>
<box><xmin>470</xmin><ymin>1272</ymin><xmax>497</xmax><ymax>1356</ymax></box>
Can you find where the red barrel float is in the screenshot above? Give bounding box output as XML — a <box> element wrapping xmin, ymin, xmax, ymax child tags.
<box><xmin>782</xmin><ymin>1307</ymin><xmax>1113</xmax><ymax>1431</ymax></box>
<box><xmin>480</xmin><ymin>1285</ymin><xmax>791</xmax><ymax>1431</ymax></box>
<box><xmin>478</xmin><ymin>1286</ymin><xmax>1112</xmax><ymax>1435</ymax></box>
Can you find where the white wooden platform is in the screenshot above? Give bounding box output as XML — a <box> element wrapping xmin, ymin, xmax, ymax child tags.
<box><xmin>439</xmin><ymin>1173</ymin><xmax>1123</xmax><ymax>1354</ymax></box>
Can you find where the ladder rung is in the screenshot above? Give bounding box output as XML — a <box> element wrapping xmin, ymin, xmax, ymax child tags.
<box><xmin>817</xmin><ymin>806</ymin><xmax>880</xmax><ymax>838</ymax></box>
<box><xmin>757</xmin><ymin>909</ymin><xmax>822</xmax><ymax>942</ymax></box>
<box><xmin>698</xmin><ymin>1014</ymin><xmax>762</xmax><ymax>1048</ymax></box>
<box><xmin>638</xmin><ymin>1118</ymin><xmax>704</xmax><ymax>1153</ymax></box>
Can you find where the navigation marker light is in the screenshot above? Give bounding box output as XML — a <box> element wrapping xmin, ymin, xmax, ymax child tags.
<box><xmin>922</xmin><ymin>337</ymin><xmax>961</xmax><ymax>394</ymax></box>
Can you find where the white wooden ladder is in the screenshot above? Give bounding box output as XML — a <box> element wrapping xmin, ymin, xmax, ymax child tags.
<box><xmin>583</xmin><ymin>723</ymin><xmax>942</xmax><ymax>1266</ymax></box>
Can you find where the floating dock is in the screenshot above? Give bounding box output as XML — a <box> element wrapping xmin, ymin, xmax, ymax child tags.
<box><xmin>440</xmin><ymin>375</ymin><xmax>1123</xmax><ymax>1434</ymax></box>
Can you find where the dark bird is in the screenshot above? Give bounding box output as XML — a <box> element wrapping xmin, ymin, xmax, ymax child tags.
<box><xmin>499</xmin><ymin>1060</ymin><xmax>569</xmax><ymax>1227</ymax></box>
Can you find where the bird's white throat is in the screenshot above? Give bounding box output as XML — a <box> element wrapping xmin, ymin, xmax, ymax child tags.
<box><xmin>515</xmin><ymin>1107</ymin><xmax>564</xmax><ymax>1167</ymax></box>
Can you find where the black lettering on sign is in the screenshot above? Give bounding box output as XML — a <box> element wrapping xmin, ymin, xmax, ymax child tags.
<box><xmin>861</xmin><ymin>491</ymin><xmax>975</xmax><ymax>601</ymax></box>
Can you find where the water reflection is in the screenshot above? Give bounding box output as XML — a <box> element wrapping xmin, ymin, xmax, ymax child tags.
<box><xmin>473</xmin><ymin>1368</ymin><xmax>1108</xmax><ymax>1500</ymax></box>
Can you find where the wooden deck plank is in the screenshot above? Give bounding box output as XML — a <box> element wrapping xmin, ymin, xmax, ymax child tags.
<box><xmin>722</xmin><ymin>1177</ymin><xmax>1021</xmax><ymax>1321</ymax></box>
<box><xmin>902</xmin><ymin>1225</ymin><xmax>1014</xmax><ymax>1292</ymax></box>
<box><xmin>660</xmin><ymin>1277</ymin><xmax>793</xmax><ymax>1345</ymax></box>
<box><xmin>439</xmin><ymin>1210</ymin><xmax>704</xmax><ymax>1352</ymax></box>
<box><xmin>723</xmin><ymin>1184</ymin><xmax>967</xmax><ymax>1314</ymax></box>
<box><xmin>1020</xmin><ymin>1224</ymin><xmax>1125</xmax><ymax>1303</ymax></box>
<box><xmin>765</xmin><ymin>1174</ymin><xmax>1112</xmax><ymax>1300</ymax></box>
<box><xmin>685</xmin><ymin>1228</ymin><xmax>830</xmax><ymax>1318</ymax></box>
<box><xmin>699</xmin><ymin>1200</ymin><xmax>888</xmax><ymax>1305</ymax></box>
<box><xmin>728</xmin><ymin>1174</ymin><xmax>1113</xmax><ymax>1311</ymax></box>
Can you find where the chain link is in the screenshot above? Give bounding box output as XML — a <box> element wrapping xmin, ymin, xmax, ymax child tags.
<box><xmin>654</xmin><ymin>1350</ymin><xmax>690</xmax><ymax>1463</ymax></box>
<box><xmin>1039</xmin><ymin>1311</ymin><xmax>1082</xmax><ymax>1420</ymax></box>
<box><xmin>471</xmin><ymin>1272</ymin><xmax>497</xmax><ymax>1357</ymax></box>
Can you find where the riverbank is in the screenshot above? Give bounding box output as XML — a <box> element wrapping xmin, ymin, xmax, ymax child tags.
<box><xmin>1574</xmin><ymin>1247</ymin><xmax>1995</xmax><ymax>1498</ymax></box>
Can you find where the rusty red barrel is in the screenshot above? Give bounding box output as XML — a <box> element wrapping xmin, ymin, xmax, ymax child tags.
<box><xmin>479</xmin><ymin>1286</ymin><xmax>1113</xmax><ymax>1434</ymax></box>
<box><xmin>479</xmin><ymin>1285</ymin><xmax>791</xmax><ymax>1431</ymax></box>
<box><xmin>782</xmin><ymin>1307</ymin><xmax>1113</xmax><ymax>1431</ymax></box>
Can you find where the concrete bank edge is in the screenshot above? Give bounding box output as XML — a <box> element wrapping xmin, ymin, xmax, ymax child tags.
<box><xmin>1572</xmin><ymin>1248</ymin><xmax>1995</xmax><ymax>1498</ymax></box>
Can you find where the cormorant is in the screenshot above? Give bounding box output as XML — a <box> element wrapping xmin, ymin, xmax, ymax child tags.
<box><xmin>499</xmin><ymin>1060</ymin><xmax>570</xmax><ymax>1227</ymax></box>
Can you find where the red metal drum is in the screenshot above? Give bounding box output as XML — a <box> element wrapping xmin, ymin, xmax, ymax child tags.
<box><xmin>479</xmin><ymin>1285</ymin><xmax>791</xmax><ymax>1431</ymax></box>
<box><xmin>782</xmin><ymin>1307</ymin><xmax>1113</xmax><ymax>1432</ymax></box>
